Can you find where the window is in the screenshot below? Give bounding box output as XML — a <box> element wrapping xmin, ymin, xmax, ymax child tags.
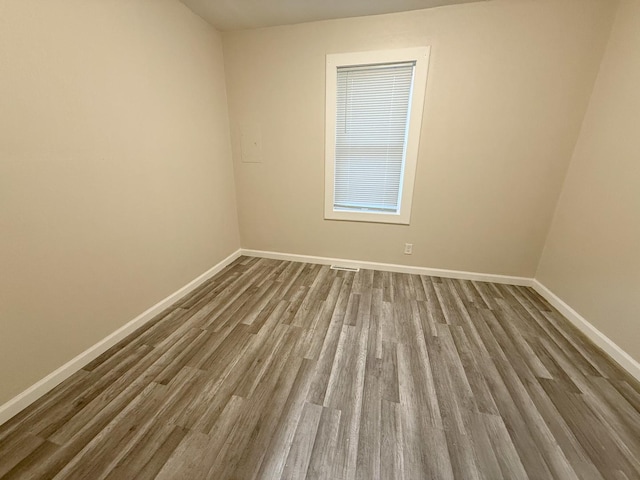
<box><xmin>324</xmin><ymin>47</ymin><xmax>430</xmax><ymax>224</ymax></box>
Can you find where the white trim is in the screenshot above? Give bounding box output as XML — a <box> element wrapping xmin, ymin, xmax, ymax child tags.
<box><xmin>4</xmin><ymin>247</ymin><xmax>638</xmax><ymax>429</ymax></box>
<box><xmin>324</xmin><ymin>47</ymin><xmax>431</xmax><ymax>225</ymax></box>
<box><xmin>242</xmin><ymin>249</ymin><xmax>639</xmax><ymax>381</ymax></box>
<box><xmin>240</xmin><ymin>249</ymin><xmax>533</xmax><ymax>286</ymax></box>
<box><xmin>0</xmin><ymin>249</ymin><xmax>242</xmax><ymax>427</ymax></box>
<box><xmin>532</xmin><ymin>280</ymin><xmax>640</xmax><ymax>381</ymax></box>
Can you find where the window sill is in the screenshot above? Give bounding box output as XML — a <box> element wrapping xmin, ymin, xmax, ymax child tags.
<box><xmin>324</xmin><ymin>210</ymin><xmax>410</xmax><ymax>225</ymax></box>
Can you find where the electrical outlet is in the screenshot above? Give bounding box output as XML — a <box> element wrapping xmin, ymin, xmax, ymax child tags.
<box><xmin>404</xmin><ymin>243</ymin><xmax>413</xmax><ymax>255</ymax></box>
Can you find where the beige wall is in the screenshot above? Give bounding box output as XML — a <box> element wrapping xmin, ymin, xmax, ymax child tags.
<box><xmin>537</xmin><ymin>0</ymin><xmax>640</xmax><ymax>362</ymax></box>
<box><xmin>223</xmin><ymin>0</ymin><xmax>616</xmax><ymax>277</ymax></box>
<box><xmin>0</xmin><ymin>0</ymin><xmax>239</xmax><ymax>403</ymax></box>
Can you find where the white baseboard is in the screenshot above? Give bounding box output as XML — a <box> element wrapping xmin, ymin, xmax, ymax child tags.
<box><xmin>3</xmin><ymin>247</ymin><xmax>638</xmax><ymax>428</ymax></box>
<box><xmin>245</xmin><ymin>249</ymin><xmax>639</xmax><ymax>381</ymax></box>
<box><xmin>532</xmin><ymin>280</ymin><xmax>640</xmax><ymax>381</ymax></box>
<box><xmin>0</xmin><ymin>249</ymin><xmax>242</xmax><ymax>427</ymax></box>
<box><xmin>240</xmin><ymin>249</ymin><xmax>533</xmax><ymax>286</ymax></box>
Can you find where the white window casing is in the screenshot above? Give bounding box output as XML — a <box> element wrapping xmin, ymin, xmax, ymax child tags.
<box><xmin>324</xmin><ymin>47</ymin><xmax>430</xmax><ymax>225</ymax></box>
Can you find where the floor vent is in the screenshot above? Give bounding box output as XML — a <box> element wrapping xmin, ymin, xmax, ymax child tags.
<box><xmin>330</xmin><ymin>265</ymin><xmax>360</xmax><ymax>272</ymax></box>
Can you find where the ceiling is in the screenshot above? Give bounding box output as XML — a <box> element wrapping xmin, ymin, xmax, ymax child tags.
<box><xmin>180</xmin><ymin>0</ymin><xmax>487</xmax><ymax>31</ymax></box>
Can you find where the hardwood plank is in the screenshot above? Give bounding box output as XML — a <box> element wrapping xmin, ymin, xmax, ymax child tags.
<box><xmin>305</xmin><ymin>407</ymin><xmax>341</xmax><ymax>480</ymax></box>
<box><xmin>253</xmin><ymin>358</ymin><xmax>318</xmax><ymax>480</ymax></box>
<box><xmin>102</xmin><ymin>424</ymin><xmax>187</xmax><ymax>480</ymax></box>
<box><xmin>380</xmin><ymin>399</ymin><xmax>404</xmax><ymax>480</ymax></box>
<box><xmin>0</xmin><ymin>434</ymin><xmax>45</xmax><ymax>478</ymax></box>
<box><xmin>280</xmin><ymin>402</ymin><xmax>323</xmax><ymax>480</ymax></box>
<box><xmin>155</xmin><ymin>395</ymin><xmax>244</xmax><ymax>479</ymax></box>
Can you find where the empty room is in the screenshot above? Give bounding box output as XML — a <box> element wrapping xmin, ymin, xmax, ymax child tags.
<box><xmin>1</xmin><ymin>0</ymin><xmax>639</xmax><ymax>478</ymax></box>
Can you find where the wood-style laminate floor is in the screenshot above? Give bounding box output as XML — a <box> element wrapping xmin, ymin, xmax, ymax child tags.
<box><xmin>1</xmin><ymin>257</ymin><xmax>640</xmax><ymax>479</ymax></box>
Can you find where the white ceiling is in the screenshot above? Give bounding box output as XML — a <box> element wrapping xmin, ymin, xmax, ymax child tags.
<box><xmin>180</xmin><ymin>0</ymin><xmax>487</xmax><ymax>31</ymax></box>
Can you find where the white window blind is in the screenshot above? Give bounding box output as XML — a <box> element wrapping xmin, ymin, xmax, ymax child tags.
<box><xmin>334</xmin><ymin>62</ymin><xmax>416</xmax><ymax>213</ymax></box>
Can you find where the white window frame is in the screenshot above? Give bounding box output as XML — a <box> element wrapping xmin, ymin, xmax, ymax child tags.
<box><xmin>324</xmin><ymin>47</ymin><xmax>431</xmax><ymax>225</ymax></box>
